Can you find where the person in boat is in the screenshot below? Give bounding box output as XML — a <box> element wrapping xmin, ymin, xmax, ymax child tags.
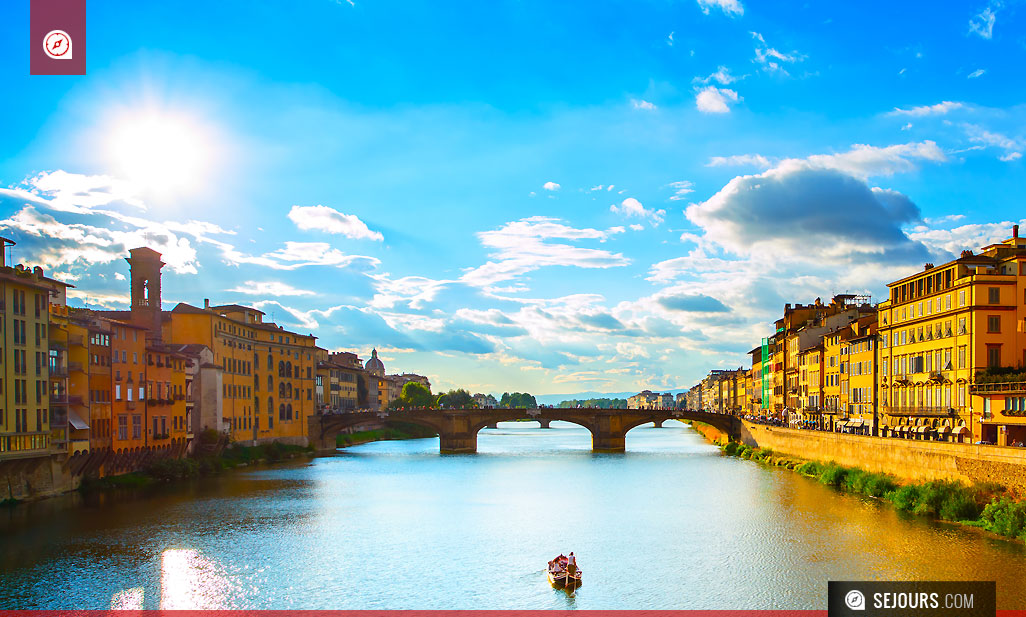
<box><xmin>567</xmin><ymin>552</ymin><xmax>577</xmax><ymax>576</ymax></box>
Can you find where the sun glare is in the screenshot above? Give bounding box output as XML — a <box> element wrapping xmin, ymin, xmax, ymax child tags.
<box><xmin>106</xmin><ymin>110</ymin><xmax>217</xmax><ymax>198</ymax></box>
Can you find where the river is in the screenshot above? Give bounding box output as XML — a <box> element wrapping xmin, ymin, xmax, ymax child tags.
<box><xmin>2</xmin><ymin>421</ymin><xmax>1025</xmax><ymax>609</ymax></box>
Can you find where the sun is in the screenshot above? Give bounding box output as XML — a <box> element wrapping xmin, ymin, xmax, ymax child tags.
<box><xmin>106</xmin><ymin>110</ymin><xmax>217</xmax><ymax>198</ymax></box>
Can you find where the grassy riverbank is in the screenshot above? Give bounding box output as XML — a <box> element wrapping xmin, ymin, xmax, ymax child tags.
<box><xmin>79</xmin><ymin>441</ymin><xmax>314</xmax><ymax>492</ymax></box>
<box><xmin>719</xmin><ymin>439</ymin><xmax>1026</xmax><ymax>542</ymax></box>
<box><xmin>335</xmin><ymin>421</ymin><xmax>438</xmax><ymax>447</ymax></box>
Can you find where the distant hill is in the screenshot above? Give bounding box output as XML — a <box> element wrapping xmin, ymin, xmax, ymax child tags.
<box><xmin>533</xmin><ymin>389</ymin><xmax>687</xmax><ymax>406</ymax></box>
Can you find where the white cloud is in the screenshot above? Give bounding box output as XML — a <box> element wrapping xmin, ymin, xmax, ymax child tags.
<box><xmin>707</xmin><ymin>153</ymin><xmax>772</xmax><ymax>168</ymax></box>
<box><xmin>969</xmin><ymin>4</ymin><xmax>999</xmax><ymax>39</ymax></box>
<box><xmin>693</xmin><ymin>66</ymin><xmax>740</xmax><ymax>85</ymax></box>
<box><xmin>610</xmin><ymin>198</ymin><xmax>666</xmax><ymax>225</ymax></box>
<box><xmin>631</xmin><ymin>99</ymin><xmax>657</xmax><ymax>111</ymax></box>
<box><xmin>460</xmin><ymin>217</ymin><xmax>630</xmax><ymax>286</ymax></box>
<box><xmin>887</xmin><ymin>101</ymin><xmax>964</xmax><ymax>116</ymax></box>
<box><xmin>667</xmin><ymin>31</ymin><xmax>674</xmax><ymax>46</ymax></box>
<box><xmin>543</xmin><ymin>181</ymin><xmax>561</xmax><ymax>191</ymax></box>
<box><xmin>287</xmin><ymin>205</ymin><xmax>383</xmax><ymax>241</ymax></box>
<box><xmin>684</xmin><ymin>147</ymin><xmax>939</xmax><ymax>262</ymax></box>
<box><xmin>695</xmin><ymin>86</ymin><xmax>740</xmax><ymax>113</ymax></box>
<box><xmin>801</xmin><ymin>141</ymin><xmax>946</xmax><ymax>179</ymax></box>
<box><xmin>215</xmin><ymin>239</ymin><xmax>380</xmax><ymax>271</ymax></box>
<box><xmin>227</xmin><ymin>281</ymin><xmax>316</xmax><ymax>296</ymax></box>
<box><xmin>751</xmin><ymin>32</ymin><xmax>804</xmax><ymax>75</ymax></box>
<box><xmin>909</xmin><ymin>220</ymin><xmax>1022</xmax><ymax>256</ymax></box>
<box><xmin>697</xmin><ymin>0</ymin><xmax>743</xmax><ymax>17</ymax></box>
<box><xmin>968</xmin><ymin>68</ymin><xmax>986</xmax><ymax>79</ymax></box>
<box><xmin>629</xmin><ymin>224</ymin><xmax>645</xmax><ymax>231</ymax></box>
<box><xmin>962</xmin><ymin>123</ymin><xmax>1023</xmax><ymax>161</ymax></box>
<box><xmin>668</xmin><ymin>181</ymin><xmax>695</xmax><ymax>201</ymax></box>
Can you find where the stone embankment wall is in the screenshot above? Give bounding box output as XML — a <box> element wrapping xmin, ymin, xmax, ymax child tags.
<box><xmin>690</xmin><ymin>421</ymin><xmax>729</xmax><ymax>445</ymax></box>
<box><xmin>0</xmin><ymin>456</ymin><xmax>77</xmax><ymax>501</ymax></box>
<box><xmin>740</xmin><ymin>421</ymin><xmax>1026</xmax><ymax>494</ymax></box>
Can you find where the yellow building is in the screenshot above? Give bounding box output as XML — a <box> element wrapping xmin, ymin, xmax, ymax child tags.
<box><xmin>878</xmin><ymin>226</ymin><xmax>1026</xmax><ymax>444</ymax></box>
<box><xmin>0</xmin><ymin>240</ymin><xmax>71</xmax><ymax>460</ymax></box>
<box><xmin>823</xmin><ymin>329</ymin><xmax>845</xmax><ymax>419</ymax></box>
<box><xmin>843</xmin><ymin>317</ymin><xmax>878</xmax><ymax>435</ymax></box>
<box><xmin>98</xmin><ymin>247</ymin><xmax>322</xmax><ymax>446</ymax></box>
<box><xmin>316</xmin><ymin>351</ymin><xmax>362</xmax><ymax>412</ymax></box>
<box><xmin>797</xmin><ymin>344</ymin><xmax>825</xmax><ymax>428</ymax></box>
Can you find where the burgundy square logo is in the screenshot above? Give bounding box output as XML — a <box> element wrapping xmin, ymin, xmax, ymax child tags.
<box><xmin>31</xmin><ymin>0</ymin><xmax>87</xmax><ymax>75</ymax></box>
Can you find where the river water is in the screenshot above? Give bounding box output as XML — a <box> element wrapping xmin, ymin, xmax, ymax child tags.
<box><xmin>2</xmin><ymin>421</ymin><xmax>1026</xmax><ymax>609</ymax></box>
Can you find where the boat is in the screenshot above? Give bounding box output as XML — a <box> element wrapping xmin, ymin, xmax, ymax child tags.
<box><xmin>547</xmin><ymin>554</ymin><xmax>583</xmax><ymax>590</ymax></box>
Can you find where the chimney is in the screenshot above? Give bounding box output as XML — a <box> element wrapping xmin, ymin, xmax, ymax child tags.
<box><xmin>924</xmin><ymin>262</ymin><xmax>934</xmax><ymax>271</ymax></box>
<box><xmin>1014</xmin><ymin>224</ymin><xmax>1020</xmax><ymax>241</ymax></box>
<box><xmin>204</xmin><ymin>298</ymin><xmax>210</xmax><ymax>309</ymax></box>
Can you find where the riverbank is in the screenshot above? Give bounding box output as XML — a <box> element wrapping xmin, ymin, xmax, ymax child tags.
<box><xmin>78</xmin><ymin>441</ymin><xmax>316</xmax><ymax>492</ymax></box>
<box><xmin>335</xmin><ymin>422</ymin><xmax>438</xmax><ymax>447</ymax></box>
<box><xmin>691</xmin><ymin>421</ymin><xmax>1026</xmax><ymax>544</ymax></box>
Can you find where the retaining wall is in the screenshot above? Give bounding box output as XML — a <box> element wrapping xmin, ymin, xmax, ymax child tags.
<box><xmin>740</xmin><ymin>421</ymin><xmax>1026</xmax><ymax>494</ymax></box>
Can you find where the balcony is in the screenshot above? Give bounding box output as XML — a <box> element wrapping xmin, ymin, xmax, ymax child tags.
<box><xmin>883</xmin><ymin>405</ymin><xmax>958</xmax><ymax>417</ymax></box>
<box><xmin>68</xmin><ymin>361</ymin><xmax>85</xmax><ymax>373</ymax></box>
<box><xmin>48</xmin><ymin>364</ymin><xmax>68</xmax><ymax>377</ymax></box>
<box><xmin>972</xmin><ymin>381</ymin><xmax>1026</xmax><ymax>395</ymax></box>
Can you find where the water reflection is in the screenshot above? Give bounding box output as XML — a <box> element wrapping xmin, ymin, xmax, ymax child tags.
<box><xmin>1</xmin><ymin>421</ymin><xmax>1026</xmax><ymax>609</ymax></box>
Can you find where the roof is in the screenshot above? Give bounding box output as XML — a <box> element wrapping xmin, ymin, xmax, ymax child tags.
<box><xmin>210</xmin><ymin>304</ymin><xmax>265</xmax><ymax>315</ymax></box>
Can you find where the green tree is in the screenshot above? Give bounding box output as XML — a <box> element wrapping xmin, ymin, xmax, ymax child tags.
<box><xmin>400</xmin><ymin>381</ymin><xmax>435</xmax><ymax>407</ymax></box>
<box><xmin>437</xmin><ymin>388</ymin><xmax>476</xmax><ymax>408</ymax></box>
<box><xmin>499</xmin><ymin>392</ymin><xmax>537</xmax><ymax>408</ymax></box>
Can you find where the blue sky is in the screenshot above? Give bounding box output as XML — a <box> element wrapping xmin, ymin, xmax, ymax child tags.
<box><xmin>1</xmin><ymin>0</ymin><xmax>1024</xmax><ymax>396</ymax></box>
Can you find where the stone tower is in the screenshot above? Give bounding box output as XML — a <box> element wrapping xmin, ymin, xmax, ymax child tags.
<box><xmin>126</xmin><ymin>247</ymin><xmax>165</xmax><ymax>340</ymax></box>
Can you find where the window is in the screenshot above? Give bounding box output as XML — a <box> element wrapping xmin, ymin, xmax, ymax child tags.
<box><xmin>132</xmin><ymin>415</ymin><xmax>142</xmax><ymax>439</ymax></box>
<box><xmin>989</xmin><ymin>287</ymin><xmax>1001</xmax><ymax>304</ymax></box>
<box><xmin>118</xmin><ymin>415</ymin><xmax>128</xmax><ymax>440</ymax></box>
<box><xmin>988</xmin><ymin>345</ymin><xmax>1002</xmax><ymax>368</ymax></box>
<box><xmin>988</xmin><ymin>315</ymin><xmax>1001</xmax><ymax>333</ymax></box>
<box><xmin>959</xmin><ymin>290</ymin><xmax>966</xmax><ymax>307</ymax></box>
<box><xmin>958</xmin><ymin>345</ymin><xmax>966</xmax><ymax>369</ymax></box>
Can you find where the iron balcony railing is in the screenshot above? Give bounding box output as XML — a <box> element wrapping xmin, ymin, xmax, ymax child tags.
<box><xmin>971</xmin><ymin>381</ymin><xmax>1026</xmax><ymax>394</ymax></box>
<box><xmin>882</xmin><ymin>405</ymin><xmax>960</xmax><ymax>417</ymax></box>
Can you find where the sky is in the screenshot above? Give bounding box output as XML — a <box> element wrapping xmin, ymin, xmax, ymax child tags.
<box><xmin>1</xmin><ymin>0</ymin><xmax>1024</xmax><ymax>397</ymax></box>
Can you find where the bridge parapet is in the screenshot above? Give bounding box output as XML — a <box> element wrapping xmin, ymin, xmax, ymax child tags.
<box><xmin>310</xmin><ymin>408</ymin><xmax>741</xmax><ymax>454</ymax></box>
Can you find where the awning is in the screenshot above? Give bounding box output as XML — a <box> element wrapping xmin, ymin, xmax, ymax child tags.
<box><xmin>936</xmin><ymin>426</ymin><xmax>952</xmax><ymax>434</ymax></box>
<box><xmin>67</xmin><ymin>408</ymin><xmax>90</xmax><ymax>430</ymax></box>
<box><xmin>953</xmin><ymin>426</ymin><xmax>971</xmax><ymax>436</ymax></box>
<box><xmin>849</xmin><ymin>419</ymin><xmax>865</xmax><ymax>427</ymax></box>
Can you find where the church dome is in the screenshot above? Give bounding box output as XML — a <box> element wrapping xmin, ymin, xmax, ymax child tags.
<box><xmin>366</xmin><ymin>348</ymin><xmax>385</xmax><ymax>376</ymax></box>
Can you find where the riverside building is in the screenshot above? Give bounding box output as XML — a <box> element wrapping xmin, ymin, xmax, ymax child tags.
<box><xmin>878</xmin><ymin>225</ymin><xmax>1026</xmax><ymax>444</ymax></box>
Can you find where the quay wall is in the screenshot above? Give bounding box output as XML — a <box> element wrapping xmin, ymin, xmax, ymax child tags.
<box><xmin>740</xmin><ymin>421</ymin><xmax>1026</xmax><ymax>494</ymax></box>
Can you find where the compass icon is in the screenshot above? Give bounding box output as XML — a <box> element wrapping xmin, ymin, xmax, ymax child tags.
<box><xmin>43</xmin><ymin>30</ymin><xmax>72</xmax><ymax>60</ymax></box>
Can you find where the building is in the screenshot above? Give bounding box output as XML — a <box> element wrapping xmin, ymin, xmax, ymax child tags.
<box><xmin>100</xmin><ymin>248</ymin><xmax>321</xmax><ymax>446</ymax></box>
<box><xmin>878</xmin><ymin>226</ymin><xmax>1026</xmax><ymax>444</ymax></box>
<box><xmin>0</xmin><ymin>240</ymin><xmax>72</xmax><ymax>461</ymax></box>
<box><xmin>627</xmin><ymin>390</ymin><xmax>672</xmax><ymax>410</ymax></box>
<box><xmin>473</xmin><ymin>393</ymin><xmax>498</xmax><ymax>408</ymax></box>
<box><xmin>316</xmin><ymin>351</ymin><xmax>363</xmax><ymax>413</ymax></box>
<box><xmin>844</xmin><ymin>316</ymin><xmax>878</xmax><ymax>435</ymax></box>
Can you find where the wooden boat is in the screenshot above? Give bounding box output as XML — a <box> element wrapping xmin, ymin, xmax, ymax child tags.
<box><xmin>547</xmin><ymin>555</ymin><xmax>583</xmax><ymax>590</ymax></box>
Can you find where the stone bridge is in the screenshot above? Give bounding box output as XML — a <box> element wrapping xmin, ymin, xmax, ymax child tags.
<box><xmin>309</xmin><ymin>408</ymin><xmax>740</xmax><ymax>453</ymax></box>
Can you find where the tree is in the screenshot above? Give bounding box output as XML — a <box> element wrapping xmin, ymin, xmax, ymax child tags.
<box><xmin>499</xmin><ymin>392</ymin><xmax>537</xmax><ymax>408</ymax></box>
<box><xmin>400</xmin><ymin>381</ymin><xmax>435</xmax><ymax>408</ymax></box>
<box><xmin>437</xmin><ymin>388</ymin><xmax>476</xmax><ymax>408</ymax></box>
